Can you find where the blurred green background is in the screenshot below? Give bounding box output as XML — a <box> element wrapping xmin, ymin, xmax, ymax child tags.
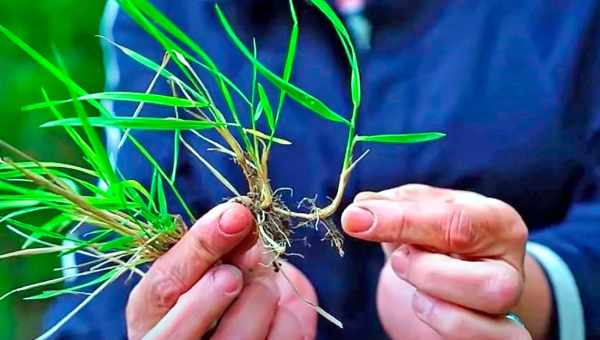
<box><xmin>0</xmin><ymin>1</ymin><xmax>105</xmax><ymax>338</ymax></box>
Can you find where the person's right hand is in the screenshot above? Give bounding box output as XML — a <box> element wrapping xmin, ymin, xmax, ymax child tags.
<box><xmin>126</xmin><ymin>203</ymin><xmax>317</xmax><ymax>340</ymax></box>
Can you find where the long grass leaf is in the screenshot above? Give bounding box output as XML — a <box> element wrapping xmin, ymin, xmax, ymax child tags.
<box><xmin>16</xmin><ymin>44</ymin><xmax>191</xmax><ymax>217</ymax></box>
<box><xmin>25</xmin><ymin>92</ymin><xmax>209</xmax><ymax>111</ymax></box>
<box><xmin>100</xmin><ymin>37</ymin><xmax>206</xmax><ymax>101</ymax></box>
<box><xmin>355</xmin><ymin>133</ymin><xmax>446</xmax><ymax>144</ymax></box>
<box><xmin>35</xmin><ymin>267</ymin><xmax>126</xmax><ymax>340</ymax></box>
<box><xmin>0</xmin><ymin>246</ymin><xmax>73</xmax><ymax>260</ymax></box>
<box><xmin>274</xmin><ymin>0</ymin><xmax>299</xmax><ymax>123</ymax></box>
<box><xmin>214</xmin><ymin>5</ymin><xmax>349</xmax><ymax>125</ymax></box>
<box><xmin>123</xmin><ymin>0</ymin><xmax>240</xmax><ymax>115</ymax></box>
<box><xmin>309</xmin><ymin>0</ymin><xmax>360</xmax><ymax>108</ymax></box>
<box><xmin>128</xmin><ymin>137</ymin><xmax>194</xmax><ymax>220</ymax></box>
<box><xmin>180</xmin><ymin>137</ymin><xmax>240</xmax><ymax>196</ymax></box>
<box><xmin>53</xmin><ymin>50</ymin><xmax>120</xmax><ymax>188</ymax></box>
<box><xmin>257</xmin><ymin>84</ymin><xmax>275</xmax><ymax>132</ymax></box>
<box><xmin>156</xmin><ymin>175</ymin><xmax>167</xmax><ymax>215</ymax></box>
<box><xmin>244</xmin><ymin>129</ymin><xmax>291</xmax><ymax>145</ymax></box>
<box><xmin>42</xmin><ymin>117</ymin><xmax>224</xmax><ymax>131</ymax></box>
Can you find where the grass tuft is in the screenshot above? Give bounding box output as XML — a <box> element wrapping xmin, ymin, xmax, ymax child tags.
<box><xmin>0</xmin><ymin>0</ymin><xmax>445</xmax><ymax>336</ymax></box>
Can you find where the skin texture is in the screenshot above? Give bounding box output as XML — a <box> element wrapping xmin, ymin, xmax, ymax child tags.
<box><xmin>342</xmin><ymin>184</ymin><xmax>552</xmax><ymax>340</ymax></box>
<box><xmin>126</xmin><ymin>203</ymin><xmax>317</xmax><ymax>340</ymax></box>
<box><xmin>127</xmin><ymin>184</ymin><xmax>552</xmax><ymax>339</ymax></box>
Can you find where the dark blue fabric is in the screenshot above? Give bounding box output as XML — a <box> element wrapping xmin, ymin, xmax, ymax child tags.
<box><xmin>44</xmin><ymin>0</ymin><xmax>600</xmax><ymax>339</ymax></box>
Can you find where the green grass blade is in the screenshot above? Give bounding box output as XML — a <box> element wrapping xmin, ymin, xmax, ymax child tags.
<box><xmin>22</xmin><ymin>214</ymin><xmax>72</xmax><ymax>249</ymax></box>
<box><xmin>0</xmin><ymin>161</ymin><xmax>98</xmax><ymax>178</ymax></box>
<box><xmin>36</xmin><ymin>266</ymin><xmax>127</xmax><ymax>340</ymax></box>
<box><xmin>6</xmin><ymin>219</ymin><xmax>80</xmax><ymax>244</ymax></box>
<box><xmin>275</xmin><ymin>0</ymin><xmax>299</xmax><ymax>121</ymax></box>
<box><xmin>183</xmin><ymin>55</ymin><xmax>252</xmax><ymax>107</ymax></box>
<box><xmin>40</xmin><ymin>89</ymin><xmax>105</xmax><ymax>177</ymax></box>
<box><xmin>120</xmin><ymin>0</ymin><xmax>253</xmax><ymax>150</ymax></box>
<box><xmin>25</xmin><ymin>92</ymin><xmax>209</xmax><ymax>111</ymax></box>
<box><xmin>4</xmin><ymin>31</ymin><xmax>191</xmax><ymax>217</ymax></box>
<box><xmin>0</xmin><ymin>201</ymin><xmax>40</xmax><ymax>210</ymax></box>
<box><xmin>0</xmin><ymin>25</ymin><xmax>91</xmax><ymax>105</ymax></box>
<box><xmin>243</xmin><ymin>129</ymin><xmax>291</xmax><ymax>145</ymax></box>
<box><xmin>215</xmin><ymin>5</ymin><xmax>349</xmax><ymax>125</ymax></box>
<box><xmin>355</xmin><ymin>133</ymin><xmax>446</xmax><ymax>144</ymax></box>
<box><xmin>24</xmin><ymin>269</ymin><xmax>116</xmax><ymax>301</ymax></box>
<box><xmin>180</xmin><ymin>137</ymin><xmax>240</xmax><ymax>197</ymax></box>
<box><xmin>170</xmin><ymin>109</ymin><xmax>181</xmax><ymax>183</ymax></box>
<box><xmin>123</xmin><ymin>0</ymin><xmax>238</xmax><ymax>110</ymax></box>
<box><xmin>101</xmin><ymin>37</ymin><xmax>207</xmax><ymax>102</ymax></box>
<box><xmin>53</xmin><ymin>49</ymin><xmax>120</xmax><ymax>188</ymax></box>
<box><xmin>257</xmin><ymin>84</ymin><xmax>275</xmax><ymax>132</ymax></box>
<box><xmin>156</xmin><ymin>175</ymin><xmax>168</xmax><ymax>215</ymax></box>
<box><xmin>250</xmin><ymin>39</ymin><xmax>260</xmax><ymax>162</ymax></box>
<box><xmin>0</xmin><ymin>26</ymin><xmax>117</xmax><ymax>187</ymax></box>
<box><xmin>97</xmin><ymin>236</ymin><xmax>136</xmax><ymax>252</ymax></box>
<box><xmin>42</xmin><ymin>117</ymin><xmax>224</xmax><ymax>131</ymax></box>
<box><xmin>128</xmin><ymin>137</ymin><xmax>194</xmax><ymax>220</ymax></box>
<box><xmin>309</xmin><ymin>0</ymin><xmax>361</xmax><ymax>108</ymax></box>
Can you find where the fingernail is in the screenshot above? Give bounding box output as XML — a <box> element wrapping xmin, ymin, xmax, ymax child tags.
<box><xmin>213</xmin><ymin>265</ymin><xmax>242</xmax><ymax>295</ymax></box>
<box><xmin>413</xmin><ymin>292</ymin><xmax>434</xmax><ymax>318</ymax></box>
<box><xmin>391</xmin><ymin>246</ymin><xmax>409</xmax><ymax>279</ymax></box>
<box><xmin>219</xmin><ymin>205</ymin><xmax>250</xmax><ymax>235</ymax></box>
<box><xmin>342</xmin><ymin>206</ymin><xmax>375</xmax><ymax>233</ymax></box>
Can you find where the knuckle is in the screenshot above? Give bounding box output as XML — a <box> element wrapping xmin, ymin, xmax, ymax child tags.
<box><xmin>444</xmin><ymin>206</ymin><xmax>478</xmax><ymax>250</ymax></box>
<box><xmin>509</xmin><ymin>220</ymin><xmax>529</xmax><ymax>246</ymax></box>
<box><xmin>443</xmin><ymin>315</ymin><xmax>470</xmax><ymax>339</ymax></box>
<box><xmin>188</xmin><ymin>230</ymin><xmax>220</xmax><ymax>266</ymax></box>
<box><xmin>394</xmin><ymin>208</ymin><xmax>412</xmax><ymax>241</ymax></box>
<box><xmin>426</xmin><ymin>303</ymin><xmax>466</xmax><ymax>339</ymax></box>
<box><xmin>483</xmin><ymin>269</ymin><xmax>522</xmax><ymax>313</ymax></box>
<box><xmin>147</xmin><ymin>266</ymin><xmax>187</xmax><ymax>310</ymax></box>
<box><xmin>414</xmin><ymin>268</ymin><xmax>441</xmax><ymax>292</ymax></box>
<box><xmin>488</xmin><ymin>198</ymin><xmax>529</xmax><ymax>244</ymax></box>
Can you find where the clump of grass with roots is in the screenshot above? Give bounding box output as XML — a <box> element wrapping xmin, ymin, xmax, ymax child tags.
<box><xmin>0</xmin><ymin>0</ymin><xmax>445</xmax><ymax>338</ymax></box>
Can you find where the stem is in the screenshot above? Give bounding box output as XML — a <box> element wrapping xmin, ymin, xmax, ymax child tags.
<box><xmin>277</xmin><ymin>104</ymin><xmax>360</xmax><ymax>220</ymax></box>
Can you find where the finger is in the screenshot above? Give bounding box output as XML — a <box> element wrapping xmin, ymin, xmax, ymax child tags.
<box><xmin>127</xmin><ymin>203</ymin><xmax>253</xmax><ymax>334</ymax></box>
<box><xmin>392</xmin><ymin>246</ymin><xmax>522</xmax><ymax>314</ymax></box>
<box><xmin>341</xmin><ymin>198</ymin><xmax>527</xmax><ymax>264</ymax></box>
<box><xmin>271</xmin><ymin>262</ymin><xmax>318</xmax><ymax>340</ymax></box>
<box><xmin>143</xmin><ymin>265</ymin><xmax>243</xmax><ymax>340</ymax></box>
<box><xmin>267</xmin><ymin>308</ymin><xmax>304</xmax><ymax>340</ymax></box>
<box><xmin>355</xmin><ymin>184</ymin><xmax>454</xmax><ymax>203</ymax></box>
<box><xmin>377</xmin><ymin>262</ymin><xmax>440</xmax><ymax>339</ymax></box>
<box><xmin>227</xmin><ymin>240</ymin><xmax>269</xmax><ymax>275</ymax></box>
<box><xmin>412</xmin><ymin>291</ymin><xmax>532</xmax><ymax>340</ymax></box>
<box><xmin>212</xmin><ymin>274</ymin><xmax>280</xmax><ymax>340</ymax></box>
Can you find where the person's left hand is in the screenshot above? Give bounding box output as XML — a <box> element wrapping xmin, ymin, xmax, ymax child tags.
<box><xmin>341</xmin><ymin>184</ymin><xmax>533</xmax><ymax>340</ymax></box>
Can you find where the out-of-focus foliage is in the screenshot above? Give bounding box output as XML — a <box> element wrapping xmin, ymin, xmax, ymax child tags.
<box><xmin>0</xmin><ymin>1</ymin><xmax>105</xmax><ymax>339</ymax></box>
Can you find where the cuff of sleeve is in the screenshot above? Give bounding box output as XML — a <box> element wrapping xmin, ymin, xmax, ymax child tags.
<box><xmin>527</xmin><ymin>242</ymin><xmax>585</xmax><ymax>340</ymax></box>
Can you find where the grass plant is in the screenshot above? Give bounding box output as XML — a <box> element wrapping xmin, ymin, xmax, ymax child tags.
<box><xmin>0</xmin><ymin>0</ymin><xmax>445</xmax><ymax>337</ymax></box>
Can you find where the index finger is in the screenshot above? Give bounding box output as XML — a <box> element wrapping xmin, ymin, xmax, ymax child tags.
<box><xmin>127</xmin><ymin>203</ymin><xmax>254</xmax><ymax>332</ymax></box>
<box><xmin>341</xmin><ymin>198</ymin><xmax>526</xmax><ymax>263</ymax></box>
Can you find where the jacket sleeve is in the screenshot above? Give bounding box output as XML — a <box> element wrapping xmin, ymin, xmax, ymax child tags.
<box><xmin>529</xmin><ymin>204</ymin><xmax>600</xmax><ymax>340</ymax></box>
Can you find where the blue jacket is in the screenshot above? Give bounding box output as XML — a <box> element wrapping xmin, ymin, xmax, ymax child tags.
<box><xmin>45</xmin><ymin>0</ymin><xmax>600</xmax><ymax>339</ymax></box>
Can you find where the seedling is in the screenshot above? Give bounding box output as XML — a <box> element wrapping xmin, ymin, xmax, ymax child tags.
<box><xmin>0</xmin><ymin>0</ymin><xmax>445</xmax><ymax>338</ymax></box>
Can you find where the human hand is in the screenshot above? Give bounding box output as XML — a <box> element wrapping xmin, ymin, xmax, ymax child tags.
<box><xmin>342</xmin><ymin>184</ymin><xmax>537</xmax><ymax>340</ymax></box>
<box><xmin>126</xmin><ymin>203</ymin><xmax>317</xmax><ymax>340</ymax></box>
